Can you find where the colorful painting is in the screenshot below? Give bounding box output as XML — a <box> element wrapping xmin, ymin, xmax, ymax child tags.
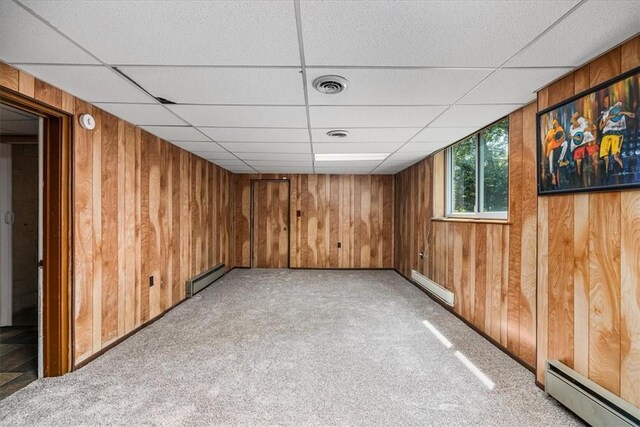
<box><xmin>537</xmin><ymin>68</ymin><xmax>640</xmax><ymax>195</ymax></box>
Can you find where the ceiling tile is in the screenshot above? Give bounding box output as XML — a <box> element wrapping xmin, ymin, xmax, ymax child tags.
<box><xmin>314</xmin><ymin>167</ymin><xmax>374</xmax><ymax>175</ymax></box>
<box><xmin>0</xmin><ymin>1</ymin><xmax>98</xmax><ymax>64</ymax></box>
<box><xmin>300</xmin><ymin>1</ymin><xmax>579</xmax><ymax>67</ymax></box>
<box><xmin>311</xmin><ymin>127</ymin><xmax>420</xmax><ymax>143</ymax></box>
<box><xmin>172</xmin><ymin>141</ymin><xmax>227</xmax><ymax>157</ymax></box>
<box><xmin>20</xmin><ymin>0</ymin><xmax>301</xmax><ymax>66</ymax></box>
<box><xmin>141</xmin><ymin>126</ymin><xmax>209</xmax><ymax>142</ymax></box>
<box><xmin>459</xmin><ymin>68</ymin><xmax>573</xmax><ymax>105</ymax></box>
<box><xmin>307</xmin><ymin>68</ymin><xmax>492</xmax><ymax>105</ymax></box>
<box><xmin>200</xmin><ymin>127</ymin><xmax>310</xmax><ymax>143</ymax></box>
<box><xmin>398</xmin><ymin>142</ymin><xmax>449</xmax><ymax>153</ymax></box>
<box><xmin>386</xmin><ymin>152</ymin><xmax>430</xmax><ymax>162</ymax></box>
<box><xmin>429</xmin><ymin>104</ymin><xmax>522</xmax><ymax>128</ymax></box>
<box><xmin>172</xmin><ymin>141</ymin><xmax>225</xmax><ymax>152</ymax></box>
<box><xmin>168</xmin><ymin>105</ymin><xmax>308</xmax><ymax>128</ymax></box>
<box><xmin>225</xmin><ymin>165</ymin><xmax>257</xmax><ymax>173</ymax></box>
<box><xmin>119</xmin><ymin>67</ymin><xmax>304</xmax><ymax>105</ymax></box>
<box><xmin>210</xmin><ymin>159</ymin><xmax>247</xmax><ymax>167</ymax></box>
<box><xmin>310</xmin><ymin>106</ymin><xmax>445</xmax><ymax>128</ymax></box>
<box><xmin>94</xmin><ymin>103</ymin><xmax>186</xmax><ymax>126</ymax></box>
<box><xmin>313</xmin><ymin>160</ymin><xmax>382</xmax><ymax>169</ymax></box>
<box><xmin>258</xmin><ymin>166</ymin><xmax>315</xmax><ymax>174</ymax></box>
<box><xmin>14</xmin><ymin>65</ymin><xmax>153</xmax><ymax>103</ymax></box>
<box><xmin>220</xmin><ymin>142</ymin><xmax>311</xmax><ymax>153</ymax></box>
<box><xmin>412</xmin><ymin>127</ymin><xmax>478</xmax><ymax>143</ymax></box>
<box><xmin>246</xmin><ymin>160</ymin><xmax>313</xmax><ymax>167</ymax></box>
<box><xmin>192</xmin><ymin>151</ymin><xmax>237</xmax><ymax>160</ymax></box>
<box><xmin>507</xmin><ymin>1</ymin><xmax>640</xmax><ymax>67</ymax></box>
<box><xmin>313</xmin><ymin>142</ymin><xmax>402</xmax><ymax>154</ymax></box>
<box><xmin>235</xmin><ymin>153</ymin><xmax>312</xmax><ymax>162</ymax></box>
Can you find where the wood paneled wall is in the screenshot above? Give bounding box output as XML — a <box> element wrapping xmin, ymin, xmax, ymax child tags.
<box><xmin>394</xmin><ymin>107</ymin><xmax>538</xmax><ymax>368</ymax></box>
<box><xmin>234</xmin><ymin>174</ymin><xmax>394</xmax><ymax>269</ymax></box>
<box><xmin>536</xmin><ymin>37</ymin><xmax>640</xmax><ymax>406</ymax></box>
<box><xmin>1</xmin><ymin>63</ymin><xmax>233</xmax><ymax>365</ymax></box>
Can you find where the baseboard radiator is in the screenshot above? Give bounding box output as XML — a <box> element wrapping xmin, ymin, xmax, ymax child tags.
<box><xmin>545</xmin><ymin>360</ymin><xmax>640</xmax><ymax>426</ymax></box>
<box><xmin>185</xmin><ymin>263</ymin><xmax>227</xmax><ymax>298</ymax></box>
<box><xmin>411</xmin><ymin>270</ymin><xmax>454</xmax><ymax>307</ymax></box>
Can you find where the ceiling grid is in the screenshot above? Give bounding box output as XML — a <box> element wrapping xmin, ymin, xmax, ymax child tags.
<box><xmin>1</xmin><ymin>0</ymin><xmax>638</xmax><ymax>174</ymax></box>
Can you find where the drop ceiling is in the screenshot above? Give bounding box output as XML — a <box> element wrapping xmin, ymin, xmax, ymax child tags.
<box><xmin>1</xmin><ymin>0</ymin><xmax>638</xmax><ymax>174</ymax></box>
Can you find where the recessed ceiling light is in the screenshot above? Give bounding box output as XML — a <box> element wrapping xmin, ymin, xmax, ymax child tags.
<box><xmin>326</xmin><ymin>130</ymin><xmax>350</xmax><ymax>138</ymax></box>
<box><xmin>312</xmin><ymin>75</ymin><xmax>349</xmax><ymax>94</ymax></box>
<box><xmin>314</xmin><ymin>153</ymin><xmax>389</xmax><ymax>161</ymax></box>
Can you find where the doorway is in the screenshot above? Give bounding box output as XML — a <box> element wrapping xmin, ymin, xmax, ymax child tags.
<box><xmin>0</xmin><ymin>103</ymin><xmax>41</xmax><ymax>397</ymax></box>
<box><xmin>0</xmin><ymin>89</ymin><xmax>71</xmax><ymax>398</ymax></box>
<box><xmin>251</xmin><ymin>179</ymin><xmax>290</xmax><ymax>268</ymax></box>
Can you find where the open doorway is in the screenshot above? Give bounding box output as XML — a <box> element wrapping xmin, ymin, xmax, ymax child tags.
<box><xmin>0</xmin><ymin>89</ymin><xmax>72</xmax><ymax>398</ymax></box>
<box><xmin>0</xmin><ymin>103</ymin><xmax>41</xmax><ymax>398</ymax></box>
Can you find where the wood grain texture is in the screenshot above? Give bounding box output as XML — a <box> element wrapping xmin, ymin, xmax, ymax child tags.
<box><xmin>234</xmin><ymin>174</ymin><xmax>394</xmax><ymax>269</ymax></box>
<box><xmin>394</xmin><ymin>107</ymin><xmax>537</xmax><ymax>367</ymax></box>
<box><xmin>620</xmin><ymin>191</ymin><xmax>640</xmax><ymax>406</ymax></box>
<box><xmin>0</xmin><ymin>63</ymin><xmax>233</xmax><ymax>365</ymax></box>
<box><xmin>252</xmin><ymin>180</ymin><xmax>289</xmax><ymax>268</ymax></box>
<box><xmin>533</xmin><ymin>37</ymin><xmax>640</xmax><ymax>405</ymax></box>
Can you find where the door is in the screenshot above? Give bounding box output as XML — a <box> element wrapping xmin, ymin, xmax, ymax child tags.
<box><xmin>251</xmin><ymin>180</ymin><xmax>290</xmax><ymax>268</ymax></box>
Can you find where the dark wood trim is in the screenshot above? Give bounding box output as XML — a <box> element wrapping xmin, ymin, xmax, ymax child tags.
<box><xmin>75</xmin><ymin>267</ymin><xmax>232</xmax><ymax>370</ymax></box>
<box><xmin>0</xmin><ymin>87</ymin><xmax>72</xmax><ymax>376</ymax></box>
<box><xmin>393</xmin><ymin>268</ymin><xmax>536</xmax><ymax>375</ymax></box>
<box><xmin>249</xmin><ymin>178</ymin><xmax>291</xmax><ymax>269</ymax></box>
<box><xmin>73</xmin><ymin>297</ymin><xmax>187</xmax><ymax>370</ymax></box>
<box><xmin>290</xmin><ymin>267</ymin><xmax>394</xmax><ymax>271</ymax></box>
<box><xmin>0</xmin><ymin>134</ymin><xmax>39</xmax><ymax>144</ymax></box>
<box><xmin>535</xmin><ymin>379</ymin><xmax>545</xmax><ymax>391</ymax></box>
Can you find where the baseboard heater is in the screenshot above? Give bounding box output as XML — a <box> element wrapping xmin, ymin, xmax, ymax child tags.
<box><xmin>545</xmin><ymin>360</ymin><xmax>640</xmax><ymax>426</ymax></box>
<box><xmin>185</xmin><ymin>263</ymin><xmax>227</xmax><ymax>298</ymax></box>
<box><xmin>411</xmin><ymin>270</ymin><xmax>454</xmax><ymax>307</ymax></box>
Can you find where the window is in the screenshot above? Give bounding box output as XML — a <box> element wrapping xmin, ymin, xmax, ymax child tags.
<box><xmin>447</xmin><ymin>118</ymin><xmax>508</xmax><ymax>219</ymax></box>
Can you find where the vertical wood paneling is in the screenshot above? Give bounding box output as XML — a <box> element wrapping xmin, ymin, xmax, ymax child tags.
<box><xmin>72</xmin><ymin>98</ymin><xmax>95</xmax><ymax>362</ymax></box>
<box><xmin>394</xmin><ymin>106</ymin><xmax>537</xmax><ymax>368</ymax></box>
<box><xmin>620</xmin><ymin>192</ymin><xmax>640</xmax><ymax>406</ymax></box>
<box><xmin>100</xmin><ymin>112</ymin><xmax>119</xmax><ymax>344</ymax></box>
<box><xmin>1</xmin><ymin>64</ymin><xmax>235</xmax><ymax>365</ymax></box>
<box><xmin>533</xmin><ymin>37</ymin><xmax>640</xmax><ymax>407</ymax></box>
<box><xmin>588</xmin><ymin>192</ymin><xmax>621</xmax><ymax>394</ymax></box>
<box><xmin>234</xmin><ymin>174</ymin><xmax>394</xmax><ymax>269</ymax></box>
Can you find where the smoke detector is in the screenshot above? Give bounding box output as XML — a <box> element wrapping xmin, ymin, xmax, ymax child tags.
<box><xmin>326</xmin><ymin>130</ymin><xmax>350</xmax><ymax>138</ymax></box>
<box><xmin>313</xmin><ymin>75</ymin><xmax>349</xmax><ymax>94</ymax></box>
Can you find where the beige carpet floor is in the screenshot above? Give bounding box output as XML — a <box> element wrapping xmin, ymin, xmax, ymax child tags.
<box><xmin>0</xmin><ymin>269</ymin><xmax>582</xmax><ymax>426</ymax></box>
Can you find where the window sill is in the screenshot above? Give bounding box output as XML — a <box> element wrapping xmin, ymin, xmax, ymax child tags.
<box><xmin>431</xmin><ymin>217</ymin><xmax>511</xmax><ymax>225</ymax></box>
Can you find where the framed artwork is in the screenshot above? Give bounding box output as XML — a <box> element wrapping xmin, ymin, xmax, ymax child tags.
<box><xmin>537</xmin><ymin>67</ymin><xmax>640</xmax><ymax>195</ymax></box>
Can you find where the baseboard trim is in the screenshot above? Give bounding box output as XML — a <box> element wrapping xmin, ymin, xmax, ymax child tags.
<box><xmin>289</xmin><ymin>267</ymin><xmax>394</xmax><ymax>271</ymax></box>
<box><xmin>393</xmin><ymin>268</ymin><xmax>536</xmax><ymax>375</ymax></box>
<box><xmin>73</xmin><ymin>267</ymin><xmax>231</xmax><ymax>371</ymax></box>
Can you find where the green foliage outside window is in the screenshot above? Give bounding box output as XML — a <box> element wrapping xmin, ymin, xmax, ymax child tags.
<box><xmin>480</xmin><ymin>120</ymin><xmax>508</xmax><ymax>213</ymax></box>
<box><xmin>449</xmin><ymin>118</ymin><xmax>508</xmax><ymax>216</ymax></box>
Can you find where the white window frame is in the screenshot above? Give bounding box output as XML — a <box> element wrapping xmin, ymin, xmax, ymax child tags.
<box><xmin>446</xmin><ymin>119</ymin><xmax>508</xmax><ymax>220</ymax></box>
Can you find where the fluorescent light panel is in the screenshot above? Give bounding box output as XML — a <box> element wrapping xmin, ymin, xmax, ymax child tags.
<box><xmin>314</xmin><ymin>153</ymin><xmax>389</xmax><ymax>161</ymax></box>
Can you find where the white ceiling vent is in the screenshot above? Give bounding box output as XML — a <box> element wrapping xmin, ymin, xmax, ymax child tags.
<box><xmin>326</xmin><ymin>129</ymin><xmax>349</xmax><ymax>138</ymax></box>
<box><xmin>312</xmin><ymin>75</ymin><xmax>349</xmax><ymax>94</ymax></box>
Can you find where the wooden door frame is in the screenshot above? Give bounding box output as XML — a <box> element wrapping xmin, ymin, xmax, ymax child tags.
<box><xmin>249</xmin><ymin>179</ymin><xmax>291</xmax><ymax>268</ymax></box>
<box><xmin>0</xmin><ymin>88</ymin><xmax>72</xmax><ymax>376</ymax></box>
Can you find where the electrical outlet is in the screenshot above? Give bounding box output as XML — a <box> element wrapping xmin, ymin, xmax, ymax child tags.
<box><xmin>149</xmin><ymin>276</ymin><xmax>154</xmax><ymax>287</ymax></box>
<box><xmin>337</xmin><ymin>242</ymin><xmax>342</xmax><ymax>248</ymax></box>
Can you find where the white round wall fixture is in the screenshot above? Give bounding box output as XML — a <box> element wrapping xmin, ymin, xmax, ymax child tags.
<box><xmin>79</xmin><ymin>114</ymin><xmax>96</xmax><ymax>130</ymax></box>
